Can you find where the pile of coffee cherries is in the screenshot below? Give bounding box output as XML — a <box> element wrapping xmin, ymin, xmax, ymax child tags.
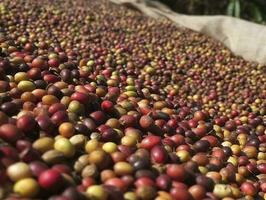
<box><xmin>0</xmin><ymin>0</ymin><xmax>265</xmax><ymax>199</ymax></box>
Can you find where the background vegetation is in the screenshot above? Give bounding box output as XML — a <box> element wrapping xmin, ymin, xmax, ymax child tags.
<box><xmin>155</xmin><ymin>0</ymin><xmax>266</xmax><ymax>24</ymax></box>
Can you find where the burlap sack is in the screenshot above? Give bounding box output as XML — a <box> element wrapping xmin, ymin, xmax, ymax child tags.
<box><xmin>110</xmin><ymin>0</ymin><xmax>266</xmax><ymax>64</ymax></box>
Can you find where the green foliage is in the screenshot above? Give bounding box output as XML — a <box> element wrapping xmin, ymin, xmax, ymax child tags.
<box><xmin>155</xmin><ymin>0</ymin><xmax>266</xmax><ymax>24</ymax></box>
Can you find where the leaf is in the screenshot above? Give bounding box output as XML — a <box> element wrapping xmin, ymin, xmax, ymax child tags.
<box><xmin>249</xmin><ymin>3</ymin><xmax>263</xmax><ymax>22</ymax></box>
<box><xmin>234</xmin><ymin>0</ymin><xmax>241</xmax><ymax>18</ymax></box>
<box><xmin>226</xmin><ymin>0</ymin><xmax>235</xmax><ymax>16</ymax></box>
